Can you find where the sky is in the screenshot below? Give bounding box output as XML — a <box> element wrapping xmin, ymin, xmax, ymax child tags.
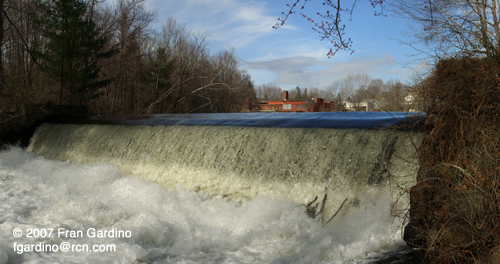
<box><xmin>143</xmin><ymin>0</ymin><xmax>427</xmax><ymax>91</ymax></box>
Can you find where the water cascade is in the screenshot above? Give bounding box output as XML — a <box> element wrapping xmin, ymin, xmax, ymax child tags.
<box><xmin>27</xmin><ymin>112</ymin><xmax>422</xmax><ymax>223</ymax></box>
<box><xmin>0</xmin><ymin>112</ymin><xmax>424</xmax><ymax>263</ymax></box>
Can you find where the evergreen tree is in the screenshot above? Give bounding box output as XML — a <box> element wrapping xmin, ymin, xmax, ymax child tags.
<box><xmin>303</xmin><ymin>87</ymin><xmax>308</xmax><ymax>100</ymax></box>
<box><xmin>295</xmin><ymin>86</ymin><xmax>301</xmax><ymax>100</ymax></box>
<box><xmin>32</xmin><ymin>0</ymin><xmax>117</xmax><ymax>104</ymax></box>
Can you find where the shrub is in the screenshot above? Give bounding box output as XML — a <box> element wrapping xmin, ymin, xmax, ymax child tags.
<box><xmin>414</xmin><ymin>57</ymin><xmax>500</xmax><ymax>263</ymax></box>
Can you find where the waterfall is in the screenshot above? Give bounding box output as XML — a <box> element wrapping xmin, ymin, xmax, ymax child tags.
<box><xmin>27</xmin><ymin>113</ymin><xmax>422</xmax><ymax>221</ymax></box>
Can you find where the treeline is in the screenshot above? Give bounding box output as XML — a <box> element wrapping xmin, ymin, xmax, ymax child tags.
<box><xmin>256</xmin><ymin>73</ymin><xmax>413</xmax><ymax>111</ymax></box>
<box><xmin>0</xmin><ymin>0</ymin><xmax>256</xmax><ymax>116</ymax></box>
<box><xmin>329</xmin><ymin>73</ymin><xmax>413</xmax><ymax>112</ymax></box>
<box><xmin>255</xmin><ymin>83</ymin><xmax>334</xmax><ymax>102</ymax></box>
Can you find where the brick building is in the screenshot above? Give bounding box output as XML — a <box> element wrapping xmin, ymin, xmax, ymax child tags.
<box><xmin>243</xmin><ymin>91</ymin><xmax>338</xmax><ymax>112</ymax></box>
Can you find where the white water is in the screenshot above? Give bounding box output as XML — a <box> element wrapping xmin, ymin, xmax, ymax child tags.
<box><xmin>27</xmin><ymin>124</ymin><xmax>421</xmax><ymax>221</ymax></box>
<box><xmin>0</xmin><ymin>147</ymin><xmax>409</xmax><ymax>264</ymax></box>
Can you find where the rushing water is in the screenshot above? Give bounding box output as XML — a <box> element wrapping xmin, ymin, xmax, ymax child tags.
<box><xmin>0</xmin><ymin>113</ymin><xmax>423</xmax><ymax>263</ymax></box>
<box><xmin>1</xmin><ymin>147</ymin><xmax>414</xmax><ymax>263</ymax></box>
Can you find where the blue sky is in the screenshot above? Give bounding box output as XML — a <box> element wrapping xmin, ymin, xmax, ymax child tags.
<box><xmin>143</xmin><ymin>0</ymin><xmax>426</xmax><ymax>90</ymax></box>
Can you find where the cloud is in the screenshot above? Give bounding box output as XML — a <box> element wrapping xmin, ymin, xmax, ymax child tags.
<box><xmin>146</xmin><ymin>0</ymin><xmax>280</xmax><ymax>48</ymax></box>
<box><xmin>242</xmin><ymin>55</ymin><xmax>399</xmax><ymax>89</ymax></box>
<box><xmin>143</xmin><ymin>0</ymin><xmax>416</xmax><ymax>89</ymax></box>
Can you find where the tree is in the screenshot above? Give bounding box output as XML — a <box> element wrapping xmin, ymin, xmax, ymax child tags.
<box><xmin>276</xmin><ymin>0</ymin><xmax>500</xmax><ymax>58</ymax></box>
<box><xmin>106</xmin><ymin>0</ymin><xmax>156</xmax><ymax>114</ymax></box>
<box><xmin>32</xmin><ymin>0</ymin><xmax>117</xmax><ymax>104</ymax></box>
<box><xmin>274</xmin><ymin>0</ymin><xmax>386</xmax><ymax>57</ymax></box>
<box><xmin>295</xmin><ymin>86</ymin><xmax>302</xmax><ymax>99</ymax></box>
<box><xmin>391</xmin><ymin>0</ymin><xmax>500</xmax><ymax>57</ymax></box>
<box><xmin>0</xmin><ymin>0</ymin><xmax>255</xmax><ymax>116</ymax></box>
<box><xmin>0</xmin><ymin>0</ymin><xmax>4</xmax><ymax>92</ymax></box>
<box><xmin>144</xmin><ymin>45</ymin><xmax>172</xmax><ymax>114</ymax></box>
<box><xmin>143</xmin><ymin>18</ymin><xmax>256</xmax><ymax>114</ymax></box>
<box><xmin>381</xmin><ymin>78</ymin><xmax>407</xmax><ymax>111</ymax></box>
<box><xmin>256</xmin><ymin>83</ymin><xmax>282</xmax><ymax>101</ymax></box>
<box><xmin>327</xmin><ymin>80</ymin><xmax>343</xmax><ymax>99</ymax></box>
<box><xmin>366</xmin><ymin>79</ymin><xmax>384</xmax><ymax>99</ymax></box>
<box><xmin>329</xmin><ymin>73</ymin><xmax>386</xmax><ymax>110</ymax></box>
<box><xmin>342</xmin><ymin>73</ymin><xmax>370</xmax><ymax>109</ymax></box>
<box><xmin>307</xmin><ymin>86</ymin><xmax>334</xmax><ymax>100</ymax></box>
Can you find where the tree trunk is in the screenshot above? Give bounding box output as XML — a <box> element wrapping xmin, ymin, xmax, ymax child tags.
<box><xmin>0</xmin><ymin>0</ymin><xmax>4</xmax><ymax>93</ymax></box>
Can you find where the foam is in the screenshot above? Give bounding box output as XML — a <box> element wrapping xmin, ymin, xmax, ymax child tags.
<box><xmin>27</xmin><ymin>124</ymin><xmax>420</xmax><ymax>219</ymax></box>
<box><xmin>0</xmin><ymin>147</ymin><xmax>409</xmax><ymax>263</ymax></box>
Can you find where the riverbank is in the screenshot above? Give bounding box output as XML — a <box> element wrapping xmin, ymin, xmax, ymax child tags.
<box><xmin>0</xmin><ymin>103</ymin><xmax>87</xmax><ymax>149</ymax></box>
<box><xmin>404</xmin><ymin>57</ymin><xmax>500</xmax><ymax>263</ymax></box>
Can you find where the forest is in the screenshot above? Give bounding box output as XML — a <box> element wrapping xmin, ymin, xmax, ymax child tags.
<box><xmin>0</xmin><ymin>0</ymin><xmax>256</xmax><ymax>117</ymax></box>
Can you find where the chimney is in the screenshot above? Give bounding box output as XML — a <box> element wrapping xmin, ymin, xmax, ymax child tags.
<box><xmin>283</xmin><ymin>91</ymin><xmax>288</xmax><ymax>101</ymax></box>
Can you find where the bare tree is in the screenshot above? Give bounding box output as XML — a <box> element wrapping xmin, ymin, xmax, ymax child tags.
<box><xmin>143</xmin><ymin>18</ymin><xmax>254</xmax><ymax>114</ymax></box>
<box><xmin>274</xmin><ymin>1</ymin><xmax>386</xmax><ymax>57</ymax></box>
<box><xmin>307</xmin><ymin>87</ymin><xmax>334</xmax><ymax>101</ymax></box>
<box><xmin>275</xmin><ymin>0</ymin><xmax>500</xmax><ymax>59</ymax></box>
<box><xmin>153</xmin><ymin>18</ymin><xmax>211</xmax><ymax>113</ymax></box>
<box><xmin>256</xmin><ymin>83</ymin><xmax>282</xmax><ymax>100</ymax></box>
<box><xmin>391</xmin><ymin>0</ymin><xmax>500</xmax><ymax>58</ymax></box>
<box><xmin>366</xmin><ymin>79</ymin><xmax>384</xmax><ymax>99</ymax></box>
<box><xmin>379</xmin><ymin>78</ymin><xmax>408</xmax><ymax>111</ymax></box>
<box><xmin>327</xmin><ymin>73</ymin><xmax>372</xmax><ymax>110</ymax></box>
<box><xmin>342</xmin><ymin>73</ymin><xmax>371</xmax><ymax>109</ymax></box>
<box><xmin>94</xmin><ymin>0</ymin><xmax>156</xmax><ymax>115</ymax></box>
<box><xmin>0</xmin><ymin>1</ymin><xmax>255</xmax><ymax>116</ymax></box>
<box><xmin>327</xmin><ymin>80</ymin><xmax>343</xmax><ymax>99</ymax></box>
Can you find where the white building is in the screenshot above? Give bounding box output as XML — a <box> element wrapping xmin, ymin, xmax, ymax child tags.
<box><xmin>344</xmin><ymin>99</ymin><xmax>381</xmax><ymax>111</ymax></box>
<box><xmin>405</xmin><ymin>93</ymin><xmax>416</xmax><ymax>105</ymax></box>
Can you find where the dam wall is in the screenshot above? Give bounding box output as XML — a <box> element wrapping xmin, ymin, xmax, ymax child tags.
<box><xmin>27</xmin><ymin>112</ymin><xmax>423</xmax><ymax>221</ymax></box>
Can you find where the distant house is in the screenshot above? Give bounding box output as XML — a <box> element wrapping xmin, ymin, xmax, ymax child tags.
<box><xmin>243</xmin><ymin>91</ymin><xmax>338</xmax><ymax>112</ymax></box>
<box><xmin>404</xmin><ymin>93</ymin><xmax>420</xmax><ymax>112</ymax></box>
<box><xmin>405</xmin><ymin>93</ymin><xmax>416</xmax><ymax>105</ymax></box>
<box><xmin>340</xmin><ymin>93</ymin><xmax>422</xmax><ymax>112</ymax></box>
<box><xmin>344</xmin><ymin>99</ymin><xmax>381</xmax><ymax>111</ymax></box>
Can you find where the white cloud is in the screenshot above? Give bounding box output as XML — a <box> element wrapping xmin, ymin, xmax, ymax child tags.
<box><xmin>143</xmin><ymin>0</ymin><xmax>417</xmax><ymax>90</ymax></box>
<box><xmin>147</xmin><ymin>0</ymin><xmax>280</xmax><ymax>48</ymax></box>
<box><xmin>242</xmin><ymin>55</ymin><xmax>400</xmax><ymax>89</ymax></box>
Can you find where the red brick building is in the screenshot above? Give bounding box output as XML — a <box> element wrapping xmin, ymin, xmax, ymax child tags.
<box><xmin>243</xmin><ymin>91</ymin><xmax>338</xmax><ymax>112</ymax></box>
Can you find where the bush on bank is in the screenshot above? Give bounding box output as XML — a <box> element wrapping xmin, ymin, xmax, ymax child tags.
<box><xmin>411</xmin><ymin>57</ymin><xmax>500</xmax><ymax>263</ymax></box>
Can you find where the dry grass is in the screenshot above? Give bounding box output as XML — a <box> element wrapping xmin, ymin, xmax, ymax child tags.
<box><xmin>413</xmin><ymin>57</ymin><xmax>500</xmax><ymax>263</ymax></box>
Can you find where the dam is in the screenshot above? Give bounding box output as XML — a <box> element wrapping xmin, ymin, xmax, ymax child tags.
<box><xmin>0</xmin><ymin>112</ymin><xmax>423</xmax><ymax>263</ymax></box>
